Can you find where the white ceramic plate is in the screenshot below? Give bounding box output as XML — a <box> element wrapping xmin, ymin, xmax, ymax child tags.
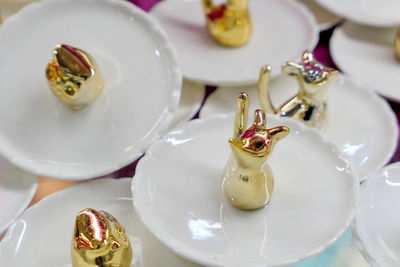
<box><xmin>167</xmin><ymin>79</ymin><xmax>205</xmax><ymax>132</ymax></box>
<box><xmin>151</xmin><ymin>0</ymin><xmax>318</xmax><ymax>86</ymax></box>
<box><xmin>0</xmin><ymin>178</ymin><xmax>203</xmax><ymax>267</ymax></box>
<box><xmin>0</xmin><ymin>154</ymin><xmax>38</xmax><ymax>236</ymax></box>
<box><xmin>292</xmin><ymin>229</ymin><xmax>369</xmax><ymax>267</ymax></box>
<box><xmin>133</xmin><ymin>114</ymin><xmax>358</xmax><ymax>267</ymax></box>
<box><xmin>315</xmin><ymin>0</ymin><xmax>400</xmax><ymax>27</ymax></box>
<box><xmin>0</xmin><ymin>0</ymin><xmax>182</xmax><ymax>180</ymax></box>
<box><xmin>352</xmin><ymin>162</ymin><xmax>400</xmax><ymax>267</ymax></box>
<box><xmin>200</xmin><ymin>74</ymin><xmax>398</xmax><ymax>180</ymax></box>
<box><xmin>331</xmin><ymin>22</ymin><xmax>400</xmax><ymax>102</ymax></box>
<box><xmin>298</xmin><ymin>0</ymin><xmax>342</xmax><ymax>31</ymax></box>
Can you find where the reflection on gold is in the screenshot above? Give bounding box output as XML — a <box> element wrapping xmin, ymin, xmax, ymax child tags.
<box><xmin>222</xmin><ymin>92</ymin><xmax>289</xmax><ymax>210</ymax></box>
<box><xmin>46</xmin><ymin>44</ymin><xmax>103</xmax><ymax>109</ymax></box>
<box><xmin>258</xmin><ymin>50</ymin><xmax>338</xmax><ymax>130</ymax></box>
<box><xmin>395</xmin><ymin>28</ymin><xmax>400</xmax><ymax>60</ymax></box>
<box><xmin>71</xmin><ymin>208</ymin><xmax>132</xmax><ymax>267</ymax></box>
<box><xmin>202</xmin><ymin>0</ymin><xmax>252</xmax><ymax>47</ymax></box>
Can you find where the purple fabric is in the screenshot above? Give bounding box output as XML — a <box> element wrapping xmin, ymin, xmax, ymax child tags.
<box><xmin>127</xmin><ymin>0</ymin><xmax>160</xmax><ymax>11</ymax></box>
<box><xmin>106</xmin><ymin>1</ymin><xmax>400</xmax><ymax>179</ymax></box>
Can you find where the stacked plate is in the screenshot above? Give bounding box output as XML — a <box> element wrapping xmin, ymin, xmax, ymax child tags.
<box><xmin>0</xmin><ymin>0</ymin><xmax>398</xmax><ymax>266</ymax></box>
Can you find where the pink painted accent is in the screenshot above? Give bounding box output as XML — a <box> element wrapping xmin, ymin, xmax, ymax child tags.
<box><xmin>127</xmin><ymin>0</ymin><xmax>161</xmax><ymax>11</ymax></box>
<box><xmin>207</xmin><ymin>5</ymin><xmax>227</xmax><ymax>21</ymax></box>
<box><xmin>62</xmin><ymin>45</ymin><xmax>92</xmax><ymax>71</ymax></box>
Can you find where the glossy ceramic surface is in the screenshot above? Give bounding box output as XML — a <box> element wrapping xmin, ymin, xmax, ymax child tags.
<box><xmin>0</xmin><ymin>0</ymin><xmax>181</xmax><ymax>180</ymax></box>
<box><xmin>298</xmin><ymin>0</ymin><xmax>341</xmax><ymax>31</ymax></box>
<box><xmin>292</xmin><ymin>229</ymin><xmax>368</xmax><ymax>267</ymax></box>
<box><xmin>167</xmin><ymin>79</ymin><xmax>205</xmax><ymax>132</ymax></box>
<box><xmin>200</xmin><ymin>75</ymin><xmax>398</xmax><ymax>180</ymax></box>
<box><xmin>331</xmin><ymin>22</ymin><xmax>400</xmax><ymax>102</ymax></box>
<box><xmin>352</xmin><ymin>162</ymin><xmax>400</xmax><ymax>267</ymax></box>
<box><xmin>315</xmin><ymin>0</ymin><xmax>400</xmax><ymax>27</ymax></box>
<box><xmin>133</xmin><ymin>114</ymin><xmax>358</xmax><ymax>267</ymax></box>
<box><xmin>151</xmin><ymin>0</ymin><xmax>318</xmax><ymax>85</ymax></box>
<box><xmin>0</xmin><ymin>178</ymin><xmax>203</xmax><ymax>267</ymax></box>
<box><xmin>0</xmin><ymin>154</ymin><xmax>38</xmax><ymax>236</ymax></box>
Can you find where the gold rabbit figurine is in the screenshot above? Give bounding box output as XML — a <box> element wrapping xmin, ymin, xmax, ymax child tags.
<box><xmin>71</xmin><ymin>208</ymin><xmax>132</xmax><ymax>267</ymax></box>
<box><xmin>202</xmin><ymin>0</ymin><xmax>252</xmax><ymax>47</ymax></box>
<box><xmin>46</xmin><ymin>44</ymin><xmax>103</xmax><ymax>109</ymax></box>
<box><xmin>222</xmin><ymin>92</ymin><xmax>289</xmax><ymax>210</ymax></box>
<box><xmin>257</xmin><ymin>50</ymin><xmax>338</xmax><ymax>130</ymax></box>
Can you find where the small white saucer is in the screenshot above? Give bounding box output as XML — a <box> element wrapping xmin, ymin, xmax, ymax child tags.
<box><xmin>133</xmin><ymin>114</ymin><xmax>358</xmax><ymax>267</ymax></box>
<box><xmin>298</xmin><ymin>0</ymin><xmax>342</xmax><ymax>31</ymax></box>
<box><xmin>151</xmin><ymin>0</ymin><xmax>318</xmax><ymax>86</ymax></box>
<box><xmin>200</xmin><ymin>75</ymin><xmax>398</xmax><ymax>180</ymax></box>
<box><xmin>0</xmin><ymin>178</ymin><xmax>203</xmax><ymax>267</ymax></box>
<box><xmin>315</xmin><ymin>0</ymin><xmax>400</xmax><ymax>27</ymax></box>
<box><xmin>167</xmin><ymin>79</ymin><xmax>205</xmax><ymax>132</ymax></box>
<box><xmin>0</xmin><ymin>154</ymin><xmax>38</xmax><ymax>236</ymax></box>
<box><xmin>352</xmin><ymin>162</ymin><xmax>400</xmax><ymax>267</ymax></box>
<box><xmin>331</xmin><ymin>22</ymin><xmax>400</xmax><ymax>102</ymax></box>
<box><xmin>0</xmin><ymin>0</ymin><xmax>181</xmax><ymax>180</ymax></box>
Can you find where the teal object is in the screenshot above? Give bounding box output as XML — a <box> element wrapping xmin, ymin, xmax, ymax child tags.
<box><xmin>291</xmin><ymin>228</ymin><xmax>369</xmax><ymax>267</ymax></box>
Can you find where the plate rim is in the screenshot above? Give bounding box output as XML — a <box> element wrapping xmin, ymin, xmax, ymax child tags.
<box><xmin>315</xmin><ymin>0</ymin><xmax>400</xmax><ymax>27</ymax></box>
<box><xmin>0</xmin><ymin>178</ymin><xmax>129</xmax><ymax>256</ymax></box>
<box><xmin>330</xmin><ymin>22</ymin><xmax>400</xmax><ymax>103</ymax></box>
<box><xmin>132</xmin><ymin>113</ymin><xmax>359</xmax><ymax>267</ymax></box>
<box><xmin>0</xmin><ymin>0</ymin><xmax>183</xmax><ymax>180</ymax></box>
<box><xmin>335</xmin><ymin>76</ymin><xmax>399</xmax><ymax>180</ymax></box>
<box><xmin>151</xmin><ymin>0</ymin><xmax>319</xmax><ymax>86</ymax></box>
<box><xmin>0</xmin><ymin>163</ymin><xmax>38</xmax><ymax>236</ymax></box>
<box><xmin>351</xmin><ymin>162</ymin><xmax>400</xmax><ymax>267</ymax></box>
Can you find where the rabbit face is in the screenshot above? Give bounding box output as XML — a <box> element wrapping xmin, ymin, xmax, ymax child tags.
<box><xmin>282</xmin><ymin>50</ymin><xmax>338</xmax><ymax>98</ymax></box>
<box><xmin>46</xmin><ymin>44</ymin><xmax>94</xmax><ymax>99</ymax></box>
<box><xmin>229</xmin><ymin>109</ymin><xmax>289</xmax><ymax>168</ymax></box>
<box><xmin>71</xmin><ymin>208</ymin><xmax>132</xmax><ymax>267</ymax></box>
<box><xmin>46</xmin><ymin>44</ymin><xmax>103</xmax><ymax>109</ymax></box>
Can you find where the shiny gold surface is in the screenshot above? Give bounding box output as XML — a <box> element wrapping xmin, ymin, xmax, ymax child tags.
<box><xmin>222</xmin><ymin>93</ymin><xmax>289</xmax><ymax>210</ymax></box>
<box><xmin>258</xmin><ymin>50</ymin><xmax>338</xmax><ymax>129</ymax></box>
<box><xmin>71</xmin><ymin>208</ymin><xmax>132</xmax><ymax>267</ymax></box>
<box><xmin>46</xmin><ymin>44</ymin><xmax>103</xmax><ymax>109</ymax></box>
<box><xmin>395</xmin><ymin>27</ymin><xmax>400</xmax><ymax>60</ymax></box>
<box><xmin>202</xmin><ymin>0</ymin><xmax>252</xmax><ymax>47</ymax></box>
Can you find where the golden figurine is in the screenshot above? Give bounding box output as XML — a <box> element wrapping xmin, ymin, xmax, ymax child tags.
<box><xmin>395</xmin><ymin>27</ymin><xmax>400</xmax><ymax>60</ymax></box>
<box><xmin>46</xmin><ymin>44</ymin><xmax>103</xmax><ymax>109</ymax></box>
<box><xmin>257</xmin><ymin>50</ymin><xmax>338</xmax><ymax>130</ymax></box>
<box><xmin>202</xmin><ymin>0</ymin><xmax>252</xmax><ymax>47</ymax></box>
<box><xmin>222</xmin><ymin>92</ymin><xmax>289</xmax><ymax>210</ymax></box>
<box><xmin>71</xmin><ymin>208</ymin><xmax>132</xmax><ymax>267</ymax></box>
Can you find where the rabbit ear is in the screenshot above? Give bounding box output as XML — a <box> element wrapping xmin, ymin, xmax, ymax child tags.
<box><xmin>268</xmin><ymin>126</ymin><xmax>290</xmax><ymax>142</ymax></box>
<box><xmin>253</xmin><ymin>109</ymin><xmax>266</xmax><ymax>127</ymax></box>
<box><xmin>302</xmin><ymin>50</ymin><xmax>315</xmax><ymax>63</ymax></box>
<box><xmin>282</xmin><ymin>62</ymin><xmax>303</xmax><ymax>77</ymax></box>
<box><xmin>233</xmin><ymin>92</ymin><xmax>249</xmax><ymax>139</ymax></box>
<box><xmin>202</xmin><ymin>0</ymin><xmax>214</xmax><ymax>10</ymax></box>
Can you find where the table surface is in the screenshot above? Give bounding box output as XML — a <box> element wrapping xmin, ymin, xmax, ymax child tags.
<box><xmin>0</xmin><ymin>0</ymin><xmax>398</xmax><ymax>266</ymax></box>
